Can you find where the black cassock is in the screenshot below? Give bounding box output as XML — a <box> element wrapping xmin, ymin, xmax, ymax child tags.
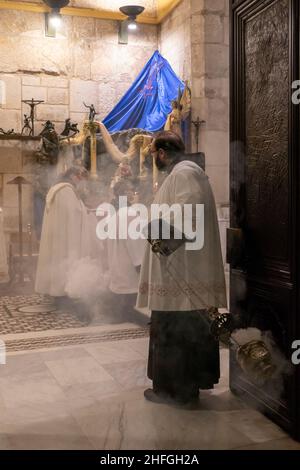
<box><xmin>148</xmin><ymin>310</ymin><xmax>220</xmax><ymax>403</ymax></box>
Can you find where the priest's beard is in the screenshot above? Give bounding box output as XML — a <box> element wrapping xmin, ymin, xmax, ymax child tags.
<box><xmin>155</xmin><ymin>154</ymin><xmax>182</xmax><ymax>172</ymax></box>
<box><xmin>155</xmin><ymin>155</ymin><xmax>167</xmax><ymax>171</ymax></box>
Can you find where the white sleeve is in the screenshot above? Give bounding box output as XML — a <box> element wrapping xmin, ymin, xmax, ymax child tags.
<box><xmin>150</xmin><ymin>170</ymin><xmax>205</xmax><ymax>240</ymax></box>
<box><xmin>172</xmin><ymin>169</ymin><xmax>205</xmax><ymax>206</ymax></box>
<box><xmin>126</xmin><ymin>237</ymin><xmax>146</xmax><ymax>267</ymax></box>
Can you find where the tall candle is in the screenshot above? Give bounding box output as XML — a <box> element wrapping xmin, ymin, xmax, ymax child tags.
<box><xmin>153</xmin><ymin>155</ymin><xmax>158</xmax><ymax>189</ymax></box>
<box><xmin>89</xmin><ymin>122</ymin><xmax>98</xmax><ymax>181</ymax></box>
<box><xmin>140</xmin><ymin>147</ymin><xmax>145</xmax><ymax>176</ymax></box>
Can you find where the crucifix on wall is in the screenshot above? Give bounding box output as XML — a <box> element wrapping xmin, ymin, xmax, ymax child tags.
<box><xmin>191</xmin><ymin>116</ymin><xmax>205</xmax><ymax>153</ymax></box>
<box><xmin>22</xmin><ymin>98</ymin><xmax>44</xmax><ymax>137</ymax></box>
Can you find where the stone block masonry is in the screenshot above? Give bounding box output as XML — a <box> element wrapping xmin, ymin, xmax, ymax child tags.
<box><xmin>159</xmin><ymin>0</ymin><xmax>230</xmax><ymax>206</ymax></box>
<box><xmin>0</xmin><ymin>1</ymin><xmax>229</xmax><ymax>242</ymax></box>
<box><xmin>0</xmin><ymin>10</ymin><xmax>158</xmax><ymax>134</ymax></box>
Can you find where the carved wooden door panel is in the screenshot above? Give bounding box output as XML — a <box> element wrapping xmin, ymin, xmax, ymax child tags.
<box><xmin>229</xmin><ymin>0</ymin><xmax>300</xmax><ymax>439</ymax></box>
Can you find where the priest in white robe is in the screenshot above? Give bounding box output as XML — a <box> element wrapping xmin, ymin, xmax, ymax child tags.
<box><xmin>35</xmin><ymin>166</ymin><xmax>97</xmax><ymax>303</ymax></box>
<box><xmin>106</xmin><ymin>178</ymin><xmax>146</xmax><ymax>324</ymax></box>
<box><xmin>137</xmin><ymin>131</ymin><xmax>227</xmax><ymax>405</ymax></box>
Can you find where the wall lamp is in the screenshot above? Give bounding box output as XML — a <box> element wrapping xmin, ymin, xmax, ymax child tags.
<box><xmin>119</xmin><ymin>5</ymin><xmax>145</xmax><ymax>31</ymax></box>
<box><xmin>43</xmin><ymin>0</ymin><xmax>70</xmax><ymax>36</ymax></box>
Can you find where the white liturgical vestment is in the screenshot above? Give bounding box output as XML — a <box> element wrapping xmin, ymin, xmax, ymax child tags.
<box><xmin>35</xmin><ymin>183</ymin><xmax>97</xmax><ymax>297</ymax></box>
<box><xmin>136</xmin><ymin>160</ymin><xmax>227</xmax><ymax>312</ymax></box>
<box><xmin>107</xmin><ymin>206</ymin><xmax>146</xmax><ymax>294</ymax></box>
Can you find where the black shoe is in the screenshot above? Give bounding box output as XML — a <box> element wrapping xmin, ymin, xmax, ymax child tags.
<box><xmin>144</xmin><ymin>388</ymin><xmax>199</xmax><ymax>408</ymax></box>
<box><xmin>174</xmin><ymin>395</ymin><xmax>200</xmax><ymax>409</ymax></box>
<box><xmin>144</xmin><ymin>388</ymin><xmax>171</xmax><ymax>404</ymax></box>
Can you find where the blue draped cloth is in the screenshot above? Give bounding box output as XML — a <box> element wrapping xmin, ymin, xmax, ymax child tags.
<box><xmin>103</xmin><ymin>50</ymin><xmax>185</xmax><ymax>133</ymax></box>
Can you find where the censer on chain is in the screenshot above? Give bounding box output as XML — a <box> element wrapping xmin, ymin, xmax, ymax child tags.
<box><xmin>208</xmin><ymin>309</ymin><xmax>277</xmax><ymax>385</ymax></box>
<box><xmin>147</xmin><ymin>224</ymin><xmax>279</xmax><ymax>386</ymax></box>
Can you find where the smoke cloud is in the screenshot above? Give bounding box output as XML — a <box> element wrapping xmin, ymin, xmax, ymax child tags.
<box><xmin>65</xmin><ymin>256</ymin><xmax>109</xmax><ymax>302</ymax></box>
<box><xmin>231</xmin><ymin>327</ymin><xmax>293</xmax><ymax>410</ymax></box>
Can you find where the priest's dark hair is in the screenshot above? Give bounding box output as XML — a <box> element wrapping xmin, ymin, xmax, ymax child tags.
<box><xmin>112</xmin><ymin>177</ymin><xmax>138</xmax><ymax>197</ymax></box>
<box><xmin>153</xmin><ymin>131</ymin><xmax>186</xmax><ymax>158</ymax></box>
<box><xmin>57</xmin><ymin>165</ymin><xmax>89</xmax><ymax>183</ymax></box>
<box><xmin>111</xmin><ymin>177</ymin><xmax>139</xmax><ymax>210</ymax></box>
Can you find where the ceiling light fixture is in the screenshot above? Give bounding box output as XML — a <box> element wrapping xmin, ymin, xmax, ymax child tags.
<box><xmin>119</xmin><ymin>5</ymin><xmax>145</xmax><ymax>31</ymax></box>
<box><xmin>49</xmin><ymin>8</ymin><xmax>62</xmax><ymax>28</ymax></box>
<box><xmin>43</xmin><ymin>0</ymin><xmax>69</xmax><ymax>32</ymax></box>
<box><xmin>128</xmin><ymin>19</ymin><xmax>138</xmax><ymax>31</ymax></box>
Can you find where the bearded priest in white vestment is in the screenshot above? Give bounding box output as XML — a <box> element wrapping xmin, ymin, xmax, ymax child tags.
<box><xmin>35</xmin><ymin>166</ymin><xmax>97</xmax><ymax>302</ymax></box>
<box><xmin>137</xmin><ymin>131</ymin><xmax>227</xmax><ymax>405</ymax></box>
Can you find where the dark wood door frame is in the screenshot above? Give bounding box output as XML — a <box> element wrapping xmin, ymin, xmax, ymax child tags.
<box><xmin>230</xmin><ymin>0</ymin><xmax>300</xmax><ymax>440</ymax></box>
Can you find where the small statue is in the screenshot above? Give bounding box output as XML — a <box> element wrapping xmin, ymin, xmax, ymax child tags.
<box><xmin>39</xmin><ymin>120</ymin><xmax>55</xmax><ymax>136</ymax></box>
<box><xmin>61</xmin><ymin>118</ymin><xmax>79</xmax><ymax>137</ymax></box>
<box><xmin>164</xmin><ymin>83</ymin><xmax>191</xmax><ymax>139</ymax></box>
<box><xmin>164</xmin><ymin>99</ymin><xmax>183</xmax><ymax>138</ymax></box>
<box><xmin>36</xmin><ymin>121</ymin><xmax>59</xmax><ymax>165</ymax></box>
<box><xmin>0</xmin><ymin>128</ymin><xmax>14</xmax><ymax>135</ymax></box>
<box><xmin>83</xmin><ymin>102</ymin><xmax>97</xmax><ymax>122</ymax></box>
<box><xmin>21</xmin><ymin>114</ymin><xmax>33</xmax><ymax>136</ymax></box>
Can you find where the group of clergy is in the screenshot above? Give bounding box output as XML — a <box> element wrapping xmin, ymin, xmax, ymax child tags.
<box><xmin>35</xmin><ymin>128</ymin><xmax>227</xmax><ymax>407</ymax></box>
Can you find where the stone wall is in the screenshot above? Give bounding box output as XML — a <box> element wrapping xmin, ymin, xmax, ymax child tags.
<box><xmin>0</xmin><ymin>8</ymin><xmax>157</xmax><ymax>238</ymax></box>
<box><xmin>191</xmin><ymin>0</ymin><xmax>229</xmax><ymax>207</ymax></box>
<box><xmin>0</xmin><ymin>2</ymin><xmax>230</xmax><ymax>246</ymax></box>
<box><xmin>159</xmin><ymin>0</ymin><xmax>230</xmax><ymax>207</ymax></box>
<box><xmin>159</xmin><ymin>0</ymin><xmax>192</xmax><ymax>81</ymax></box>
<box><xmin>159</xmin><ymin>0</ymin><xmax>230</xmax><ymax>277</ymax></box>
<box><xmin>0</xmin><ymin>10</ymin><xmax>158</xmax><ymax>134</ymax></box>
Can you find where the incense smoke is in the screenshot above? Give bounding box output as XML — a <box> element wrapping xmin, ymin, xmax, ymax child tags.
<box><xmin>231</xmin><ymin>327</ymin><xmax>293</xmax><ymax>409</ymax></box>
<box><xmin>65</xmin><ymin>257</ymin><xmax>109</xmax><ymax>302</ymax></box>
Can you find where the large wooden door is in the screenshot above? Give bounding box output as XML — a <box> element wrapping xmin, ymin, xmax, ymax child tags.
<box><xmin>229</xmin><ymin>0</ymin><xmax>300</xmax><ymax>439</ymax></box>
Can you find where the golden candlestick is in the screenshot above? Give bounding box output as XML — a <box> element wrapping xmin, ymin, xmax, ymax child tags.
<box><xmin>90</xmin><ymin>124</ymin><xmax>98</xmax><ymax>181</ymax></box>
<box><xmin>153</xmin><ymin>154</ymin><xmax>158</xmax><ymax>190</ymax></box>
<box><xmin>139</xmin><ymin>135</ymin><xmax>152</xmax><ymax>179</ymax></box>
<box><xmin>83</xmin><ymin>121</ymin><xmax>99</xmax><ymax>181</ymax></box>
<box><xmin>140</xmin><ymin>147</ymin><xmax>146</xmax><ymax>176</ymax></box>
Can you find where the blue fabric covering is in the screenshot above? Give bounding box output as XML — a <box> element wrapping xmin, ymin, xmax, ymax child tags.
<box><xmin>103</xmin><ymin>50</ymin><xmax>185</xmax><ymax>133</ymax></box>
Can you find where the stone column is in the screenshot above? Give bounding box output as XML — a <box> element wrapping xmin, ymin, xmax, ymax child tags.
<box><xmin>190</xmin><ymin>0</ymin><xmax>229</xmax><ymax>207</ymax></box>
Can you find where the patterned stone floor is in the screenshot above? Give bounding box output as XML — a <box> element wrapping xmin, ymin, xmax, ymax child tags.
<box><xmin>3</xmin><ymin>326</ymin><xmax>149</xmax><ymax>352</ymax></box>
<box><xmin>0</xmin><ymin>294</ymin><xmax>149</xmax><ymax>352</ymax></box>
<box><xmin>0</xmin><ymin>294</ymin><xmax>85</xmax><ymax>335</ymax></box>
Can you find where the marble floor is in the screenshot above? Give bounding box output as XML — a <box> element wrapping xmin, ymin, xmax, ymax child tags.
<box><xmin>0</xmin><ymin>339</ymin><xmax>300</xmax><ymax>450</ymax></box>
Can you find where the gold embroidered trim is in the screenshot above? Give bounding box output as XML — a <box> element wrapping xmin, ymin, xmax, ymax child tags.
<box><xmin>139</xmin><ymin>282</ymin><xmax>225</xmax><ymax>297</ymax></box>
